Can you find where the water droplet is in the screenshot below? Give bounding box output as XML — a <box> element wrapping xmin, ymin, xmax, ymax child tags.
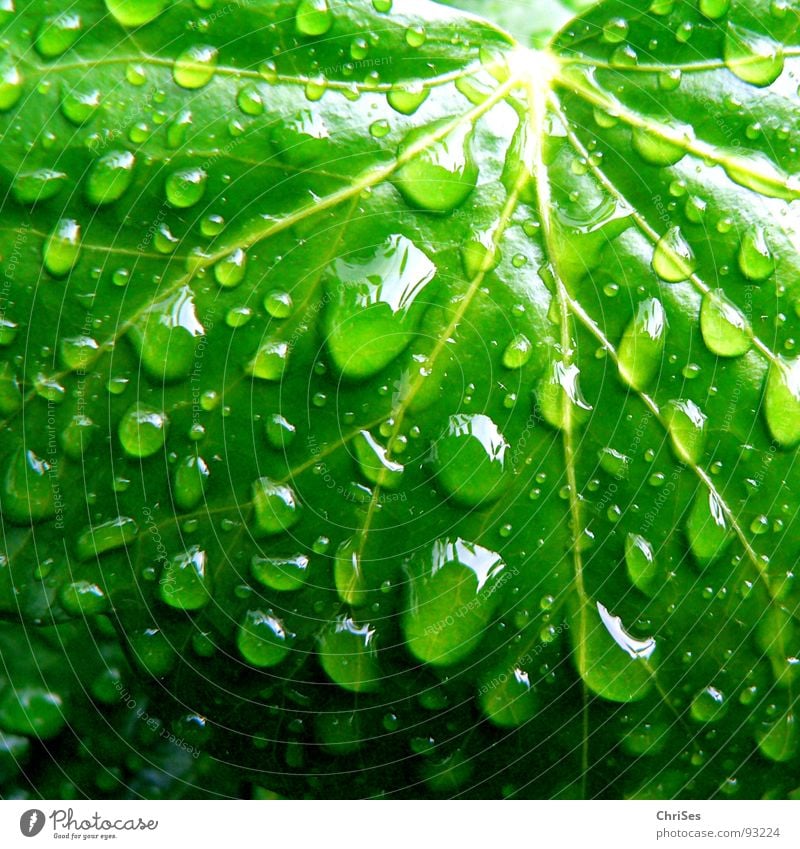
<box><xmin>12</xmin><ymin>168</ymin><xmax>67</xmax><ymax>204</ymax></box>
<box><xmin>394</xmin><ymin>122</ymin><xmax>477</xmax><ymax>212</ymax></box>
<box><xmin>699</xmin><ymin>0</ymin><xmax>730</xmax><ymax>18</ymax></box>
<box><xmin>764</xmin><ymin>357</ymin><xmax>800</xmax><ymax>447</ymax></box>
<box><xmin>617</xmin><ymin>297</ymin><xmax>666</xmax><ymax>390</ymax></box>
<box><xmin>664</xmin><ymin>398</ymin><xmax>707</xmax><ymax>464</ymax></box>
<box><xmin>632</xmin><ymin>125</ymin><xmax>689</xmax><ymax>166</ymax></box>
<box><xmin>264</xmin><ymin>290</ymin><xmax>293</xmax><ymax>318</ymax></box>
<box><xmin>0</xmin><ymin>55</ymin><xmax>23</xmax><ymax>111</ymax></box>
<box><xmin>129</xmin><ymin>286</ymin><xmax>205</xmax><ymax>381</ymax></box>
<box><xmin>354</xmin><ymin>430</ymin><xmax>403</xmax><ymax>490</ymax></box>
<box><xmin>60</xmin><ymin>581</ymin><xmax>108</xmax><ymax>615</ymax></box>
<box><xmin>387</xmin><ymin>82</ymin><xmax>429</xmax><ymax>115</ymax></box>
<box><xmin>738</xmin><ymin>226</ymin><xmax>774</xmax><ymax>281</ymax></box>
<box><xmin>625</xmin><ymin>533</ymin><xmax>659</xmax><ymax>594</ymax></box>
<box><xmin>59</xmin><ymin>335</ymin><xmax>99</xmax><ymax>370</ymax></box>
<box><xmin>700</xmin><ymin>290</ymin><xmax>751</xmax><ymax>357</ymax></box>
<box><xmin>537</xmin><ymin>360</ymin><xmax>593</xmax><ymax>430</ymax></box>
<box><xmin>0</xmin><ymin>318</ymin><xmax>18</xmax><ymax>347</ymax></box>
<box><xmin>324</xmin><ymin>233</ymin><xmax>436</xmax><ymax>379</ymax></box>
<box><xmin>166</xmin><ymin>167</ymin><xmax>207</xmax><ymax>208</ymax></box>
<box><xmin>756</xmin><ymin>710</ymin><xmax>798</xmax><ymax>762</ymax></box>
<box><xmin>481</xmin><ymin>662</ymin><xmax>539</xmax><ymax>729</ymax></box>
<box><xmin>213</xmin><ymin>248</ymin><xmax>246</xmax><ymax>288</ymax></box>
<box><xmin>433</xmin><ymin>414</ymin><xmax>508</xmax><ymax>506</ymax></box>
<box><xmin>237</xmin><ymin>609</ymin><xmax>292</xmax><ymax>667</ymax></box>
<box><xmin>173</xmin><ymin>455</ymin><xmax>209</xmax><ymax>510</ymax></box>
<box><xmin>724</xmin><ymin>23</ymin><xmax>784</xmax><ymax>86</ymax></box>
<box><xmin>0</xmin><ymin>687</ymin><xmax>64</xmax><ymax>738</ymax></box>
<box><xmin>369</xmin><ymin>119</ymin><xmax>390</xmax><ymax>138</ymax></box>
<box><xmin>237</xmin><ymin>83</ymin><xmax>264</xmax><ymax>116</ymax></box>
<box><xmin>43</xmin><ymin>218</ymin><xmax>81</xmax><ymax>277</ymax></box>
<box><xmin>160</xmin><ymin>547</ymin><xmax>210</xmax><ymax>610</ymax></box>
<box><xmin>247</xmin><ymin>339</ymin><xmax>289</xmax><ymax>381</ymax></box>
<box><xmin>76</xmin><ymin>516</ymin><xmax>138</xmax><ymax>560</ymax></box>
<box><xmin>104</xmin><ymin>0</ymin><xmax>169</xmax><ymax>27</ymax></box>
<box><xmin>334</xmin><ymin>537</ymin><xmax>369</xmax><ymax>607</ymax></box>
<box><xmin>461</xmin><ymin>231</ymin><xmax>499</xmax><ymax>278</ymax></box>
<box><xmin>1</xmin><ymin>449</ymin><xmax>55</xmax><ymax>523</ymax></box>
<box><xmin>251</xmin><ymin>477</ymin><xmax>301</xmax><ymax>536</ymax></box>
<box><xmin>118</xmin><ymin>403</ymin><xmax>169</xmax><ymax>457</ymax></box>
<box><xmin>602</xmin><ymin>16</ymin><xmax>629</xmax><ymax>43</ymax></box>
<box><xmin>687</xmin><ymin>489</ymin><xmax>732</xmax><ymax>565</ymax></box>
<box><xmin>319</xmin><ymin>616</ymin><xmax>379</xmax><ymax>692</ymax></box>
<box><xmin>691</xmin><ymin>686</ymin><xmax>728</xmax><ymax>722</ymax></box>
<box><xmin>173</xmin><ymin>44</ymin><xmax>218</xmax><ymax>89</ymax></box>
<box><xmin>35</xmin><ymin>12</ymin><xmax>82</xmax><ymax>58</ymax></box>
<box><xmin>61</xmin><ymin>86</ymin><xmax>101</xmax><ymax>124</ymax></box>
<box><xmin>295</xmin><ymin>0</ymin><xmax>332</xmax><ymax>36</ymax></box>
<box><xmin>405</xmin><ymin>25</ymin><xmax>426</xmax><ymax>47</ymax></box>
<box><xmin>265</xmin><ymin>414</ymin><xmax>296</xmax><ymax>449</ymax></box>
<box><xmin>652</xmin><ymin>226</ymin><xmax>696</xmax><ymax>282</ymax></box>
<box><xmin>571</xmin><ymin>601</ymin><xmax>655</xmax><ymax>702</ymax></box>
<box><xmin>403</xmin><ymin>537</ymin><xmax>506</xmax><ymax>666</ymax></box>
<box><xmin>502</xmin><ymin>334</ymin><xmax>533</xmax><ymax>369</ymax></box>
<box><xmin>85</xmin><ymin>150</ymin><xmax>136</xmax><ymax>205</ymax></box>
<box><xmin>252</xmin><ymin>553</ymin><xmax>309</xmax><ymax>592</ymax></box>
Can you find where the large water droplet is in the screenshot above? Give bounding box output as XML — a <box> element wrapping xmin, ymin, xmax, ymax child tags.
<box><xmin>700</xmin><ymin>290</ymin><xmax>751</xmax><ymax>356</ymax></box>
<box><xmin>295</xmin><ymin>0</ymin><xmax>332</xmax><ymax>36</ymax></box>
<box><xmin>625</xmin><ymin>533</ymin><xmax>659</xmax><ymax>594</ymax></box>
<box><xmin>699</xmin><ymin>0</ymin><xmax>730</xmax><ymax>19</ymax></box>
<box><xmin>35</xmin><ymin>12</ymin><xmax>82</xmax><ymax>58</ymax></box>
<box><xmin>686</xmin><ymin>489</ymin><xmax>732</xmax><ymax>566</ymax></box>
<box><xmin>764</xmin><ymin>357</ymin><xmax>800</xmax><ymax>448</ymax></box>
<box><xmin>214</xmin><ymin>248</ymin><xmax>247</xmax><ymax>288</ymax></box>
<box><xmin>334</xmin><ymin>537</ymin><xmax>369</xmax><ymax>607</ymax></box>
<box><xmin>59</xmin><ymin>335</ymin><xmax>99</xmax><ymax>370</ymax></box>
<box><xmin>724</xmin><ymin>23</ymin><xmax>784</xmax><ymax>86</ymax></box>
<box><xmin>1</xmin><ymin>449</ymin><xmax>55</xmax><ymax>523</ymax></box>
<box><xmin>617</xmin><ymin>297</ymin><xmax>666</xmax><ymax>390</ymax></box>
<box><xmin>61</xmin><ymin>86</ymin><xmax>101</xmax><ymax>124</ymax></box>
<box><xmin>104</xmin><ymin>0</ymin><xmax>169</xmax><ymax>27</ymax></box>
<box><xmin>319</xmin><ymin>616</ymin><xmax>379</xmax><ymax>692</ymax></box>
<box><xmin>271</xmin><ymin>110</ymin><xmax>329</xmax><ymax>167</ymax></box>
<box><xmin>166</xmin><ymin>167</ymin><xmax>207</xmax><ymax>208</ymax></box>
<box><xmin>160</xmin><ymin>547</ymin><xmax>210</xmax><ymax>610</ymax></box>
<box><xmin>387</xmin><ymin>83</ymin><xmax>429</xmax><ymax>115</ymax></box>
<box><xmin>652</xmin><ymin>227</ymin><xmax>695</xmax><ymax>282</ymax></box>
<box><xmin>402</xmin><ymin>537</ymin><xmax>506</xmax><ymax>666</ymax></box>
<box><xmin>251</xmin><ymin>477</ymin><xmax>301</xmax><ymax>536</ymax></box>
<box><xmin>756</xmin><ymin>710</ymin><xmax>798</xmax><ymax>762</ymax></box>
<box><xmin>394</xmin><ymin>122</ymin><xmax>478</xmax><ymax>212</ymax></box>
<box><xmin>129</xmin><ymin>286</ymin><xmax>205</xmax><ymax>382</ymax></box>
<box><xmin>60</xmin><ymin>581</ymin><xmax>108</xmax><ymax>616</ymax></box>
<box><xmin>537</xmin><ymin>360</ymin><xmax>593</xmax><ymax>430</ymax></box>
<box><xmin>664</xmin><ymin>398</ymin><xmax>706</xmax><ymax>464</ymax></box>
<box><xmin>237</xmin><ymin>609</ymin><xmax>292</xmax><ymax>667</ymax></box>
<box><xmin>324</xmin><ymin>233</ymin><xmax>436</xmax><ymax>379</ymax></box>
<box><xmin>690</xmin><ymin>686</ymin><xmax>728</xmax><ymax>722</ymax></box>
<box><xmin>118</xmin><ymin>403</ymin><xmax>169</xmax><ymax>457</ymax></box>
<box><xmin>85</xmin><ymin>150</ymin><xmax>136</xmax><ymax>205</ymax></box>
<box><xmin>0</xmin><ymin>55</ymin><xmax>23</xmax><ymax>112</ymax></box>
<box><xmin>173</xmin><ymin>454</ymin><xmax>209</xmax><ymax>510</ymax></box>
<box><xmin>43</xmin><ymin>218</ymin><xmax>81</xmax><ymax>277</ymax></box>
<box><xmin>76</xmin><ymin>516</ymin><xmax>138</xmax><ymax>560</ymax></box>
<box><xmin>631</xmin><ymin>125</ymin><xmax>689</xmax><ymax>166</ymax></box>
<box><xmin>570</xmin><ymin>601</ymin><xmax>655</xmax><ymax>702</ymax></box>
<box><xmin>0</xmin><ymin>687</ymin><xmax>64</xmax><ymax>739</ymax></box>
<box><xmin>173</xmin><ymin>45</ymin><xmax>218</xmax><ymax>89</ymax></box>
<box><xmin>353</xmin><ymin>430</ymin><xmax>403</xmax><ymax>490</ymax></box>
<box><xmin>246</xmin><ymin>339</ymin><xmax>289</xmax><ymax>381</ymax></box>
<box><xmin>479</xmin><ymin>664</ymin><xmax>539</xmax><ymax>728</ymax></box>
<box><xmin>12</xmin><ymin>168</ymin><xmax>67</xmax><ymax>204</ymax></box>
<box><xmin>433</xmin><ymin>414</ymin><xmax>509</xmax><ymax>506</ymax></box>
<box><xmin>252</xmin><ymin>553</ymin><xmax>309</xmax><ymax>592</ymax></box>
<box><xmin>738</xmin><ymin>226</ymin><xmax>774</xmax><ymax>281</ymax></box>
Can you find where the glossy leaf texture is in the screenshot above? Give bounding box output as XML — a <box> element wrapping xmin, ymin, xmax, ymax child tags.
<box><xmin>1</xmin><ymin>0</ymin><xmax>800</xmax><ymax>799</ymax></box>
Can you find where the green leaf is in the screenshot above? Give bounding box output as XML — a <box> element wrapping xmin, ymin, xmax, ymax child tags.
<box><xmin>2</xmin><ymin>0</ymin><xmax>800</xmax><ymax>799</ymax></box>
